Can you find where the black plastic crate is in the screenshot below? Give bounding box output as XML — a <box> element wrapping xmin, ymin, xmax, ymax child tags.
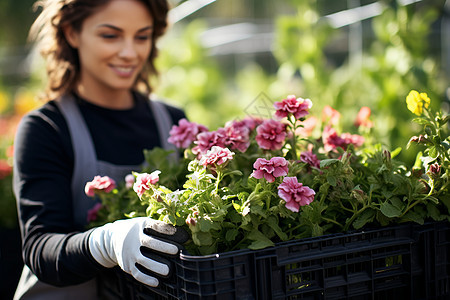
<box><xmin>98</xmin><ymin>221</ymin><xmax>450</xmax><ymax>300</ymax></box>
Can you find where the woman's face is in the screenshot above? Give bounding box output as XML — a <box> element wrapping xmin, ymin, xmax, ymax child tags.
<box><xmin>65</xmin><ymin>0</ymin><xmax>154</xmax><ymax>102</ymax></box>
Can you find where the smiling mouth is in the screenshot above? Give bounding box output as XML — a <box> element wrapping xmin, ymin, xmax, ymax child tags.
<box><xmin>110</xmin><ymin>65</ymin><xmax>136</xmax><ymax>77</ymax></box>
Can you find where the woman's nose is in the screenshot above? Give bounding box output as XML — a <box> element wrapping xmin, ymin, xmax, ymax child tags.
<box><xmin>118</xmin><ymin>40</ymin><xmax>138</xmax><ymax>59</ymax></box>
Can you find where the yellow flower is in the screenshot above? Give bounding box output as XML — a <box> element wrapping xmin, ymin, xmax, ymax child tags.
<box><xmin>14</xmin><ymin>89</ymin><xmax>41</xmax><ymax>116</ymax></box>
<box><xmin>0</xmin><ymin>91</ymin><xmax>9</xmax><ymax>114</ymax></box>
<box><xmin>406</xmin><ymin>90</ymin><xmax>430</xmax><ymax>116</ymax></box>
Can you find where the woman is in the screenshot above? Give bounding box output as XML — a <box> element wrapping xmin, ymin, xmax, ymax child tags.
<box><xmin>13</xmin><ymin>0</ymin><xmax>187</xmax><ymax>299</ymax></box>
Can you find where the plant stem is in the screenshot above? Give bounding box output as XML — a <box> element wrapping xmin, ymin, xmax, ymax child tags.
<box><xmin>214</xmin><ymin>170</ymin><xmax>222</xmax><ymax>194</ymax></box>
<box><xmin>338</xmin><ymin>200</ymin><xmax>355</xmax><ymax>213</ymax></box>
<box><xmin>399</xmin><ymin>198</ymin><xmax>423</xmax><ymax>218</ymax></box>
<box><xmin>230</xmin><ymin>235</ymin><xmax>246</xmax><ymax>251</ymax></box>
<box><xmin>322</xmin><ymin>217</ymin><xmax>344</xmax><ymax>228</ymax></box>
<box><xmin>289</xmin><ymin>116</ymin><xmax>298</xmax><ymax>160</ymax></box>
<box><xmin>286</xmin><ymin>223</ymin><xmax>303</xmax><ymax>235</ymax></box>
<box><xmin>344</xmin><ymin>205</ymin><xmax>368</xmax><ymax>231</ymax></box>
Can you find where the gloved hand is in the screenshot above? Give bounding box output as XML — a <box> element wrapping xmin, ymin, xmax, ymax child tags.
<box><xmin>88</xmin><ymin>217</ymin><xmax>189</xmax><ymax>287</ymax></box>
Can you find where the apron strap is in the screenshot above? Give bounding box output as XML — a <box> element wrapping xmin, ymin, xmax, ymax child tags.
<box><xmin>55</xmin><ymin>94</ymin><xmax>98</xmax><ymax>229</ymax></box>
<box><xmin>149</xmin><ymin>98</ymin><xmax>178</xmax><ymax>160</ymax></box>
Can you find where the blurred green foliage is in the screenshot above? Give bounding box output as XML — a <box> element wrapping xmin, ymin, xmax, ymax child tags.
<box><xmin>153</xmin><ymin>20</ymin><xmax>243</xmax><ymax>128</ymax></box>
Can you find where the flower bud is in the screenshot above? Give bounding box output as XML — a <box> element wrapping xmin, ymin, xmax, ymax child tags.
<box><xmin>427</xmin><ymin>163</ymin><xmax>441</xmax><ymax>179</ymax></box>
<box><xmin>186</xmin><ymin>217</ymin><xmax>196</xmax><ymax>226</ymax></box>
<box><xmin>351</xmin><ymin>188</ymin><xmax>366</xmax><ymax>203</ymax></box>
<box><xmin>418</xmin><ymin>135</ymin><xmax>428</xmax><ymax>144</ymax></box>
<box><xmin>382</xmin><ymin>149</ymin><xmax>391</xmax><ymax>164</ymax></box>
<box><xmin>409</xmin><ymin>136</ymin><xmax>420</xmax><ymax>143</ymax></box>
<box><xmin>125</xmin><ymin>174</ymin><xmax>135</xmax><ymax>189</ymax></box>
<box><xmin>407</xmin><ymin>136</ymin><xmax>419</xmax><ymax>149</ymax></box>
<box><xmin>407</xmin><ymin>134</ymin><xmax>433</xmax><ymax>149</ymax></box>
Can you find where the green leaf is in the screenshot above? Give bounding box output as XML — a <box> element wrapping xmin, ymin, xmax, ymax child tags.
<box><xmin>376</xmin><ymin>210</ymin><xmax>391</xmax><ymax>226</ymax></box>
<box><xmin>192</xmin><ymin>231</ymin><xmax>213</xmax><ymax>246</ymax></box>
<box><xmin>197</xmin><ymin>218</ymin><xmax>216</xmax><ymax>232</ymax></box>
<box><xmin>320</xmin><ymin>159</ymin><xmax>340</xmax><ymax>168</ymax></box>
<box><xmin>352</xmin><ymin>209</ymin><xmax>375</xmax><ymax>229</ymax></box>
<box><xmin>247</xmin><ymin>229</ymin><xmax>274</xmax><ymax>250</ymax></box>
<box><xmin>426</xmin><ymin>203</ymin><xmax>445</xmax><ymax>221</ymax></box>
<box><xmin>380</xmin><ymin>201</ymin><xmax>402</xmax><ymax>218</ymax></box>
<box><xmin>225</xmin><ymin>229</ymin><xmax>239</xmax><ymax>242</ymax></box>
<box><xmin>402</xmin><ymin>211</ymin><xmax>424</xmax><ymax>225</ymax></box>
<box><xmin>441</xmin><ymin>115</ymin><xmax>450</xmax><ymax>125</ymax></box>
<box><xmin>223</xmin><ymin>170</ymin><xmax>243</xmax><ymax>177</ymax></box>
<box><xmin>250</xmin><ymin>202</ymin><xmax>266</xmax><ymax>217</ymax></box>
<box><xmin>327</xmin><ymin>176</ymin><xmax>337</xmax><ymax>186</ymax></box>
<box><xmin>426</xmin><ymin>196</ymin><xmax>439</xmax><ymax>205</ymax></box>
<box><xmin>439</xmin><ymin>194</ymin><xmax>450</xmax><ymax>213</ymax></box>
<box><xmin>228</xmin><ymin>210</ymin><xmax>242</xmax><ymax>223</ymax></box>
<box><xmin>428</xmin><ymin>146</ymin><xmax>438</xmax><ymax>159</ymax></box>
<box><xmin>390</xmin><ymin>147</ymin><xmax>402</xmax><ymax>159</ymax></box>
<box><xmin>168</xmin><ymin>215</ymin><xmax>176</xmax><ymax>225</ymax></box>
<box><xmin>267</xmin><ymin>216</ymin><xmax>288</xmax><ymax>241</ymax></box>
<box><xmin>302</xmin><ymin>201</ymin><xmax>326</xmax><ymax>224</ymax></box>
<box><xmin>311</xmin><ymin>223</ymin><xmax>324</xmax><ymax>237</ymax></box>
<box><xmin>248</xmin><ymin>239</ymin><xmax>275</xmax><ymax>250</ymax></box>
<box><xmin>390</xmin><ymin>197</ymin><xmax>405</xmax><ymax>211</ymax></box>
<box><xmin>412</xmin><ymin>117</ymin><xmax>432</xmax><ymax>126</ymax></box>
<box><xmin>143</xmin><ymin>148</ymin><xmax>174</xmax><ymax>168</ymax></box>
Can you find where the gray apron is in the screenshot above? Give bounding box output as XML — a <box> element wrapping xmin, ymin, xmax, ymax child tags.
<box><xmin>14</xmin><ymin>94</ymin><xmax>176</xmax><ymax>300</ymax></box>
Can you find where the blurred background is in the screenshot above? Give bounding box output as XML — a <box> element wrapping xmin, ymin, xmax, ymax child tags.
<box><xmin>0</xmin><ymin>0</ymin><xmax>449</xmax><ymax>298</ymax></box>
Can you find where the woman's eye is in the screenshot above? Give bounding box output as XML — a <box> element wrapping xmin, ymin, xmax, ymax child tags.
<box><xmin>101</xmin><ymin>34</ymin><xmax>117</xmax><ymax>39</ymax></box>
<box><xmin>136</xmin><ymin>34</ymin><xmax>152</xmax><ymax>41</ymax></box>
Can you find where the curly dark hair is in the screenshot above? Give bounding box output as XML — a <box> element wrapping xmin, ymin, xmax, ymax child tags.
<box><xmin>29</xmin><ymin>0</ymin><xmax>169</xmax><ymax>100</ymax></box>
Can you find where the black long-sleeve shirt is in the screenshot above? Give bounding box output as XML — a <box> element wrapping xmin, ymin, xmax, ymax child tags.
<box><xmin>13</xmin><ymin>92</ymin><xmax>184</xmax><ymax>286</ymax></box>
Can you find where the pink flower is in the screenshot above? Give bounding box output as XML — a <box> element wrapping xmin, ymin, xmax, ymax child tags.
<box><xmin>168</xmin><ymin>118</ymin><xmax>208</xmax><ymax>149</ymax></box>
<box><xmin>322</xmin><ymin>126</ymin><xmax>342</xmax><ymax>152</ymax></box>
<box><xmin>199</xmin><ymin>146</ymin><xmax>234</xmax><ymax>167</ymax></box>
<box><xmin>354</xmin><ymin>107</ymin><xmax>373</xmax><ymax>128</ymax></box>
<box><xmin>295</xmin><ymin>116</ymin><xmax>318</xmax><ymax>137</ymax></box>
<box><xmin>322</xmin><ymin>105</ymin><xmax>341</xmax><ymax>126</ymax></box>
<box><xmin>222</xmin><ymin>122</ymin><xmax>251</xmax><ymax>152</ymax></box>
<box><xmin>251</xmin><ymin>157</ymin><xmax>289</xmax><ymax>183</ymax></box>
<box><xmin>125</xmin><ymin>174</ymin><xmax>135</xmax><ymax>189</ymax></box>
<box><xmin>300</xmin><ymin>150</ymin><xmax>320</xmax><ymax>169</ymax></box>
<box><xmin>278</xmin><ymin>177</ymin><xmax>315</xmax><ymax>212</ymax></box>
<box><xmin>341</xmin><ymin>133</ymin><xmax>364</xmax><ymax>148</ymax></box>
<box><xmin>84</xmin><ymin>176</ymin><xmax>116</xmax><ymax>197</ymax></box>
<box><xmin>193</xmin><ymin>123</ymin><xmax>252</xmax><ymax>155</ymax></box>
<box><xmin>133</xmin><ymin>171</ymin><xmax>161</xmax><ymax>198</ymax></box>
<box><xmin>322</xmin><ymin>126</ymin><xmax>364</xmax><ymax>152</ymax></box>
<box><xmin>229</xmin><ymin>117</ymin><xmax>263</xmax><ymax>131</ymax></box>
<box><xmin>255</xmin><ymin>119</ymin><xmax>287</xmax><ymax>150</ymax></box>
<box><xmin>274</xmin><ymin>95</ymin><xmax>312</xmax><ymax>120</ymax></box>
<box><xmin>87</xmin><ymin>203</ymin><xmax>103</xmax><ymax>223</ymax></box>
<box><xmin>192</xmin><ymin>130</ymin><xmax>226</xmax><ymax>156</ymax></box>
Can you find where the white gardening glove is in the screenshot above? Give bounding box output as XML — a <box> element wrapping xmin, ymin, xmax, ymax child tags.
<box><xmin>88</xmin><ymin>217</ymin><xmax>188</xmax><ymax>287</ymax></box>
